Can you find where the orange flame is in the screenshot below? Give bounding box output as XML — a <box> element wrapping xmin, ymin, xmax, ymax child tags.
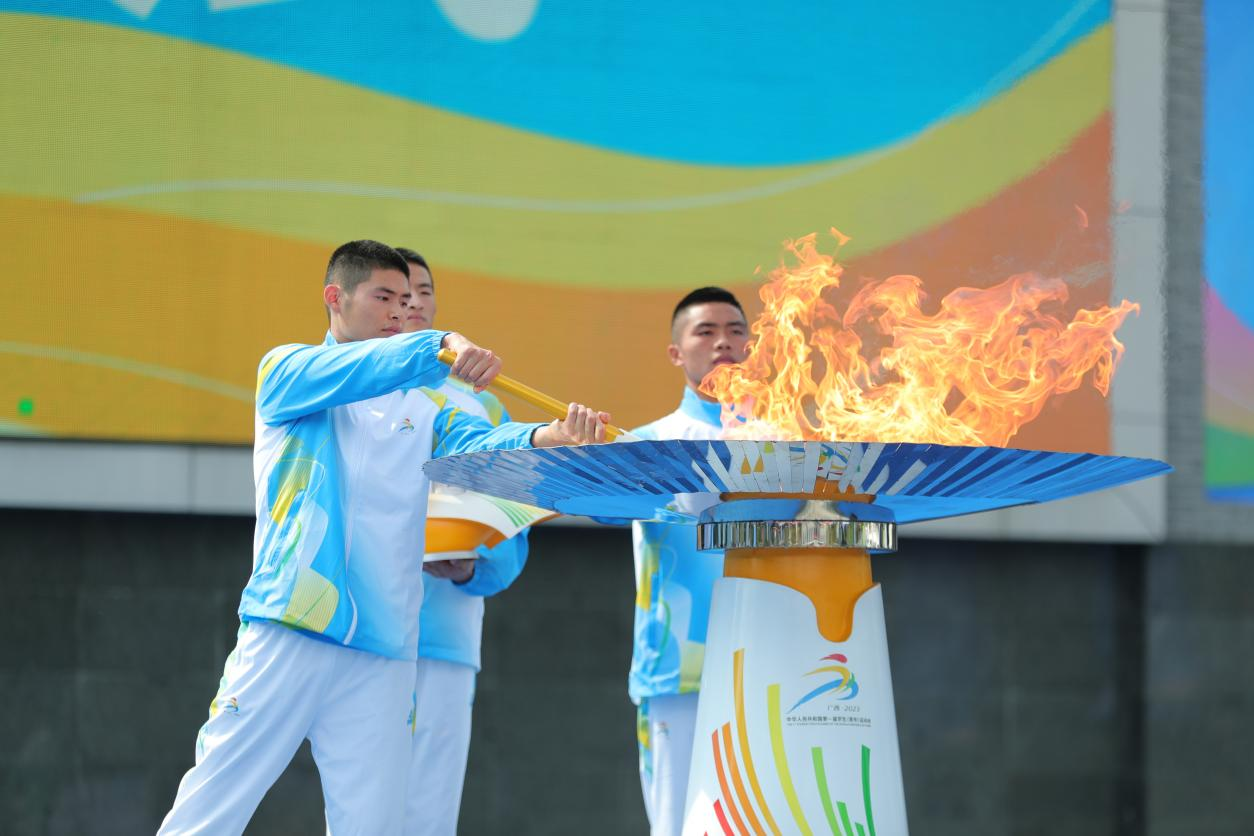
<box><xmin>702</xmin><ymin>231</ymin><xmax>1139</xmax><ymax>447</ymax></box>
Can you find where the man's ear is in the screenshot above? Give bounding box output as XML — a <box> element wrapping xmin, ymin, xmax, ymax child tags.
<box><xmin>323</xmin><ymin>283</ymin><xmax>341</xmax><ymax>312</ymax></box>
<box><xmin>666</xmin><ymin>343</ymin><xmax>684</xmax><ymax>368</ymax></box>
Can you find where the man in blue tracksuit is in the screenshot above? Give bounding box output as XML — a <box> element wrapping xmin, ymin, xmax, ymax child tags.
<box><xmin>159</xmin><ymin>241</ymin><xmax>608</xmax><ymax>835</ymax></box>
<box><xmin>630</xmin><ymin>287</ymin><xmax>750</xmax><ymax>836</ymax></box>
<box><xmin>393</xmin><ymin>247</ymin><xmax>530</xmax><ymax>835</ymax></box>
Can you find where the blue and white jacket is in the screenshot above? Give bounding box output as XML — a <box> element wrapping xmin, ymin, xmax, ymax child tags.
<box><xmin>419</xmin><ymin>379</ymin><xmax>529</xmax><ymax>672</ymax></box>
<box><xmin>241</xmin><ymin>330</ymin><xmax>541</xmax><ymax>661</ymax></box>
<box><xmin>628</xmin><ymin>387</ymin><xmax>725</xmax><ymax>702</ymax></box>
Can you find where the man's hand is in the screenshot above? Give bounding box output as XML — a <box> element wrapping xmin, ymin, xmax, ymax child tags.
<box><xmin>440</xmin><ymin>332</ymin><xmax>501</xmax><ymax>393</ymax></box>
<box><xmin>423</xmin><ymin>557</ymin><xmax>476</xmax><ymax>583</ymax></box>
<box><xmin>533</xmin><ymin>403</ymin><xmax>611</xmax><ymax>447</ymax></box>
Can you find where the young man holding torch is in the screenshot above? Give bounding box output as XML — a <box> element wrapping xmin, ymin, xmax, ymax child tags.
<box><xmin>159</xmin><ymin>240</ymin><xmax>609</xmax><ymax>835</ymax></box>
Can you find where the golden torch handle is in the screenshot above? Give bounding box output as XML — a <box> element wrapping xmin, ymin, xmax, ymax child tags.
<box><xmin>437</xmin><ymin>349</ymin><xmax>630</xmax><ymax>441</ymax></box>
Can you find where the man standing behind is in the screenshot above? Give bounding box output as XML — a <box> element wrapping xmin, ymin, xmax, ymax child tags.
<box><xmin>394</xmin><ymin>247</ymin><xmax>529</xmax><ymax>836</ymax></box>
<box><xmin>630</xmin><ymin>288</ymin><xmax>750</xmax><ymax>835</ymax></box>
<box><xmin>159</xmin><ymin>241</ymin><xmax>608</xmax><ymax>835</ymax></box>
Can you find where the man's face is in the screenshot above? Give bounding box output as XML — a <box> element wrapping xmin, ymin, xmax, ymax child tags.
<box><xmin>402</xmin><ymin>264</ymin><xmax>437</xmax><ymax>333</ymax></box>
<box><xmin>328</xmin><ymin>268</ymin><xmax>411</xmax><ymax>342</ymax></box>
<box><xmin>668</xmin><ymin>302</ymin><xmax>750</xmax><ymax>392</ymax></box>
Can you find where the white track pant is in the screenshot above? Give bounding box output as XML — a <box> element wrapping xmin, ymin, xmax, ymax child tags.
<box><xmin>405</xmin><ymin>657</ymin><xmax>476</xmax><ymax>836</ymax></box>
<box><xmin>639</xmin><ymin>692</ymin><xmax>700</xmax><ymax>836</ymax></box>
<box><xmin>159</xmin><ymin>620</ymin><xmax>416</xmax><ymax>836</ymax></box>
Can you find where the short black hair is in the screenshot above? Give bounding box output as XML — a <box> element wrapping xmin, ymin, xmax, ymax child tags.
<box><xmin>672</xmin><ymin>286</ymin><xmax>745</xmax><ymax>326</ymax></box>
<box><xmin>393</xmin><ymin>246</ymin><xmax>435</xmax><ymax>290</ymax></box>
<box><xmin>324</xmin><ymin>240</ymin><xmax>410</xmax><ymax>293</ymax></box>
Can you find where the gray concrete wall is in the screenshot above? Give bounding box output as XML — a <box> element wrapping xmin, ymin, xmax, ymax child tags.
<box><xmin>1144</xmin><ymin>541</ymin><xmax>1254</xmax><ymax>836</ymax></box>
<box><xmin>6</xmin><ymin>509</ymin><xmax>1251</xmax><ymax>835</ymax></box>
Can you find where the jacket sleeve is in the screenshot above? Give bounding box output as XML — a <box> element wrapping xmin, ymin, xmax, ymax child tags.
<box><xmin>430</xmin><ymin>399</ymin><xmax>544</xmax><ymax>458</ymax></box>
<box><xmin>437</xmin><ymin>394</ymin><xmax>534</xmax><ymax>596</ymax></box>
<box><xmin>630</xmin><ymin>423</ymin><xmax>660</xmax><ymax>441</ymax></box>
<box><xmin>456</xmin><ymin>530</ymin><xmax>530</xmax><ymax>598</ymax></box>
<box><xmin>256</xmin><ymin>330</ymin><xmax>450</xmax><ymax>425</ymax></box>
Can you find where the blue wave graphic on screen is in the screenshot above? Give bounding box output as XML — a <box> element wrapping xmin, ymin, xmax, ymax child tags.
<box><xmin>10</xmin><ymin>0</ymin><xmax>1107</xmax><ymax>164</ymax></box>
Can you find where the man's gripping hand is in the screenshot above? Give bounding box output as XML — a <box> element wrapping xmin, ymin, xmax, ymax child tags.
<box><xmin>533</xmin><ymin>403</ymin><xmax>611</xmax><ymax>447</ymax></box>
<box><xmin>440</xmin><ymin>332</ymin><xmax>501</xmax><ymax>393</ymax></box>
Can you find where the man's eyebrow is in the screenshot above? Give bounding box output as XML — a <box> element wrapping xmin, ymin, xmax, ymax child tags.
<box><xmin>374</xmin><ymin>286</ymin><xmax>397</xmax><ymax>296</ymax></box>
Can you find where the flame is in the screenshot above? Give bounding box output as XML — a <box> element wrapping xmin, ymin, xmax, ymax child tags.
<box><xmin>702</xmin><ymin>231</ymin><xmax>1138</xmax><ymax>447</ymax></box>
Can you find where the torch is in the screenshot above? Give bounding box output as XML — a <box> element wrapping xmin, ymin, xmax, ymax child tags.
<box><xmin>437</xmin><ymin>348</ymin><xmax>634</xmax><ymax>441</ymax></box>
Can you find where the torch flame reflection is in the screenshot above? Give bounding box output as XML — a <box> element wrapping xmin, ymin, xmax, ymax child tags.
<box><xmin>701</xmin><ymin>230</ymin><xmax>1138</xmax><ymax>447</ymax></box>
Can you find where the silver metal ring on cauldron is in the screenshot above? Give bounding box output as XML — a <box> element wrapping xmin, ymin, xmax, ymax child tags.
<box><xmin>696</xmin><ymin>518</ymin><xmax>898</xmax><ymax>552</ymax></box>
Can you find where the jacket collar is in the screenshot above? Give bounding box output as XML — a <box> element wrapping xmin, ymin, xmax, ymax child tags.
<box><xmin>678</xmin><ymin>386</ymin><xmax>722</xmax><ymax>428</ymax></box>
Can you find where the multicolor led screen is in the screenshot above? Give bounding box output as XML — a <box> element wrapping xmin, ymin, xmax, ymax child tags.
<box><xmin>2</xmin><ymin>1</ymin><xmax>1115</xmax><ymax>447</ymax></box>
<box><xmin>1204</xmin><ymin>0</ymin><xmax>1254</xmax><ymax>502</ymax></box>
